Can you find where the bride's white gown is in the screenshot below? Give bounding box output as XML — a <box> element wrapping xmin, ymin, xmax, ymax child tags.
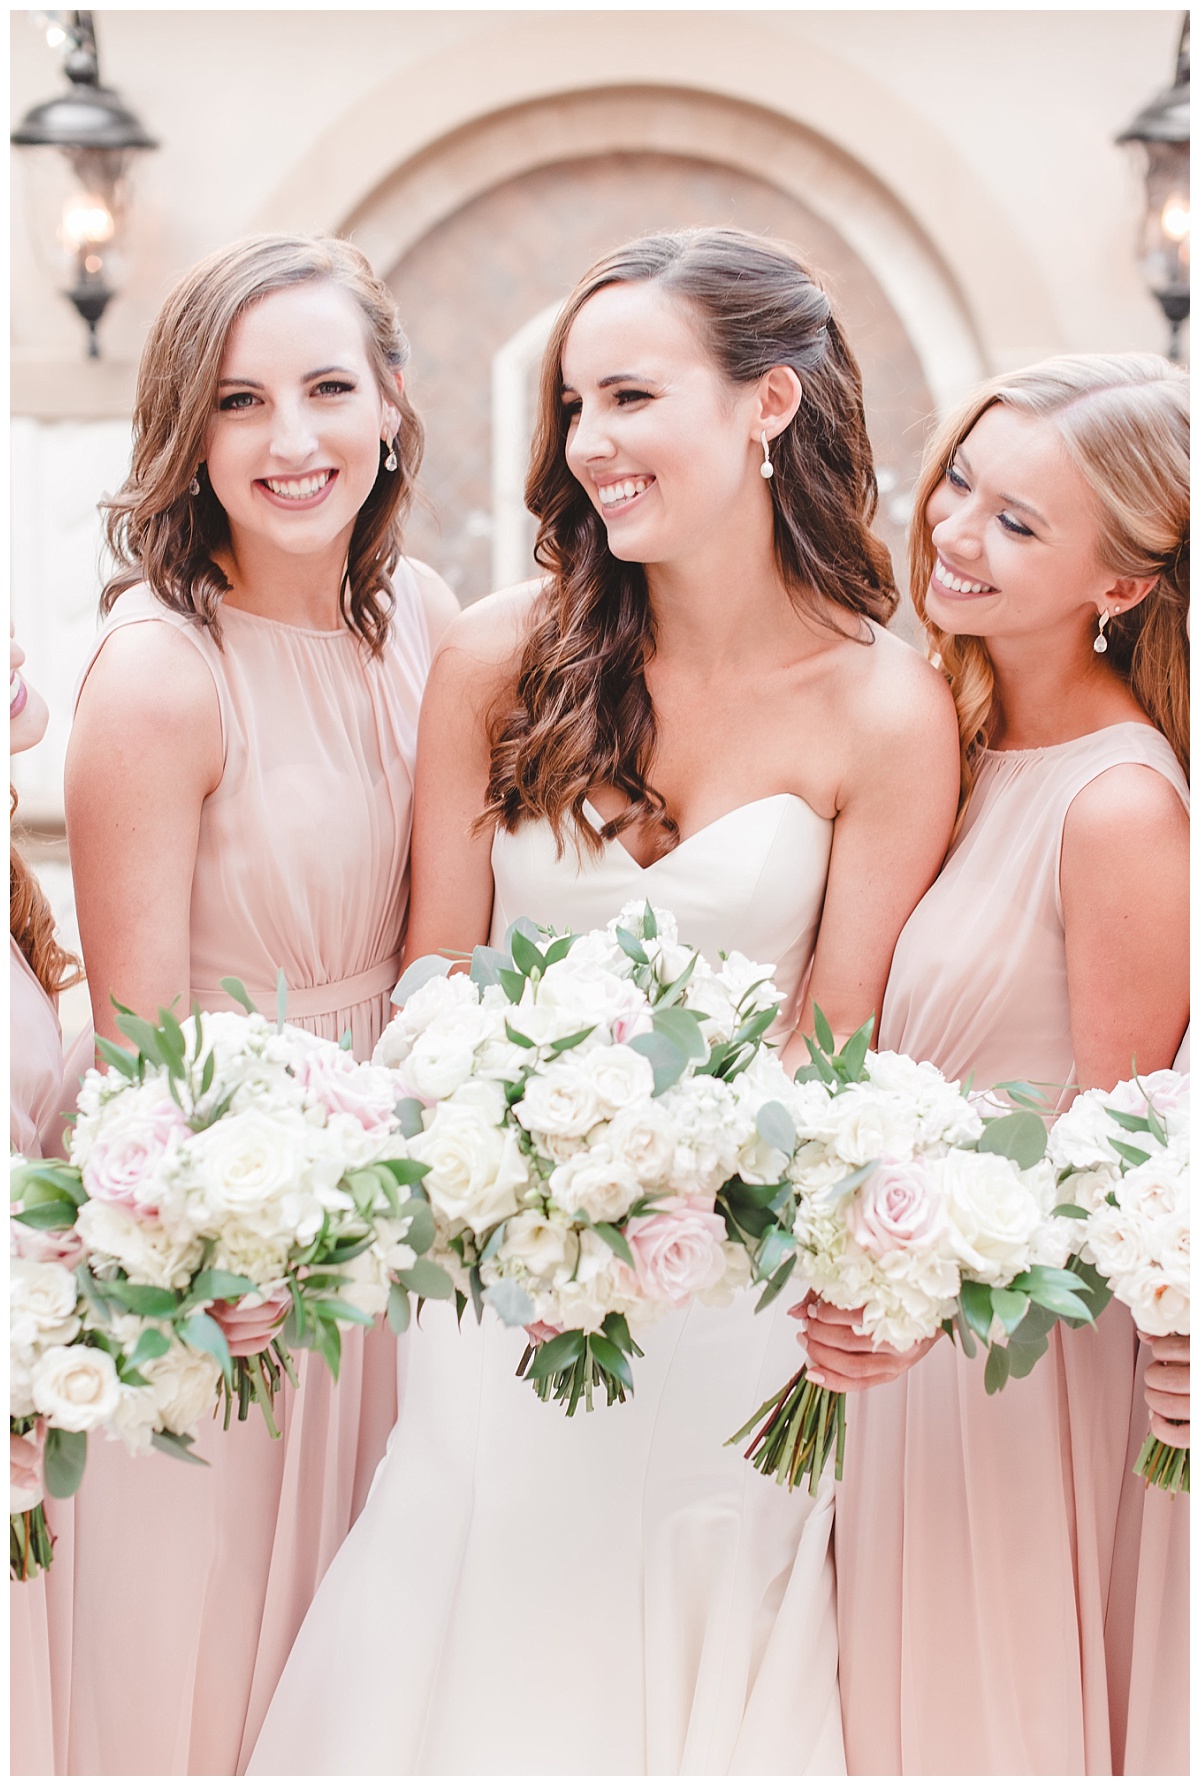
<box><xmin>249</xmin><ymin>795</ymin><xmax>844</xmax><ymax>1775</ymax></box>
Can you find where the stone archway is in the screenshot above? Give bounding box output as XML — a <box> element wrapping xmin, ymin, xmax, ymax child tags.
<box><xmin>385</xmin><ymin>142</ymin><xmax>940</xmax><ymax>614</ymax></box>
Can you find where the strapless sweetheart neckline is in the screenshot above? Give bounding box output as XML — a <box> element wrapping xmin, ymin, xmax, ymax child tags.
<box><xmin>581</xmin><ymin>790</ymin><xmax>829</xmax><ymax>871</ymax></box>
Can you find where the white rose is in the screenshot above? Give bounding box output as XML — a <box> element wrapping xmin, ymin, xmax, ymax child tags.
<box><xmin>493</xmin><ymin>1209</ymin><xmax>576</xmax><ymax>1283</ymax></box>
<box><xmin>175</xmin><ymin>1108</ymin><xmax>337</xmax><ymax>1226</ymax></box>
<box><xmin>76</xmin><ymin>1199</ymin><xmax>205</xmax><ymax>1289</ymax></box>
<box><xmin>1047</xmin><ymin>1090</ymin><xmax>1124</xmax><ymax>1173</ymax></box>
<box><xmin>580</xmin><ymin>1045</ymin><xmax>656</xmax><ymax>1115</ymax></box>
<box><xmin>31</xmin><ymin>1344</ymin><xmax>122</xmax><ymax>1432</ymax></box>
<box><xmin>604</xmin><ymin>1102</ymin><xmax>678</xmax><ymax>1186</ymax></box>
<box><xmin>142</xmin><ymin>1343</ymin><xmax>222</xmax><ymax>1435</ymax></box>
<box><xmin>542</xmin><ymin>1228</ymin><xmax>637</xmax><ymax>1335</ymax></box>
<box><xmin>514</xmin><ymin>1056</ymin><xmax>607</xmax><ymax>1140</ymax></box>
<box><xmin>399</xmin><ymin>1006</ymin><xmax>504</xmax><ymax>1102</ymax></box>
<box><xmin>373</xmin><ymin>973</ymin><xmax>482</xmax><ymax>1068</ymax></box>
<box><xmin>1087</xmin><ymin>1199</ymin><xmax>1154</xmax><ymax>1282</ymax></box>
<box><xmin>1118</xmin><ymin>1262</ymin><xmax>1189</xmax><ymax>1336</ymax></box>
<box><xmin>828</xmin><ymin>1085</ymin><xmax>922</xmax><ymax>1167</ymax></box>
<box><xmin>1117</xmin><ymin>1157</ymin><xmax>1184</xmax><ymax>1228</ymax></box>
<box><xmin>10</xmin><ymin>1260</ymin><xmax>81</xmax><ymax>1351</ymax></box>
<box><xmin>936</xmin><ymin>1150</ymin><xmax>1043</xmax><ymax>1285</ymax></box>
<box><xmin>533</xmin><ymin>956</ymin><xmax>648</xmax><ymax>1039</ymax></box>
<box><xmin>549</xmin><ymin>1145</ymin><xmax>642</xmax><ymax>1224</ymax></box>
<box><xmin>410</xmin><ymin>1100</ymin><xmax>528</xmax><ymax>1230</ymax></box>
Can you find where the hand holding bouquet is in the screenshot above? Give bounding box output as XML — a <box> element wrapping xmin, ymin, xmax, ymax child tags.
<box><xmin>376</xmin><ymin>902</ymin><xmax>790</xmax><ymax>1413</ymax></box>
<box><xmin>1048</xmin><ymin>1069</ymin><xmax>1189</xmax><ymax>1492</ymax></box>
<box><xmin>726</xmin><ymin>1016</ymin><xmax>1102</xmax><ymax>1493</ymax></box>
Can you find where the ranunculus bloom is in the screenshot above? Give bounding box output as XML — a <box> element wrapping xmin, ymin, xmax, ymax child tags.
<box><xmin>624</xmin><ymin>1199</ymin><xmax>728</xmax><ymax>1306</ymax></box>
<box><xmin>847</xmin><ymin>1159</ymin><xmax>948</xmax><ymax>1259</ymax></box>
<box><xmin>209</xmin><ymin>1286</ymin><xmax>292</xmax><ymax>1357</ymax></box>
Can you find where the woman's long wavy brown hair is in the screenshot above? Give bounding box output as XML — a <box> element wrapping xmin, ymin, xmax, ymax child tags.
<box><xmin>482</xmin><ymin>228</ymin><xmax>897</xmax><ymax>852</ymax></box>
<box><xmin>910</xmin><ymin>353</ymin><xmax>1190</xmax><ymax>815</ymax></box>
<box><xmin>101</xmin><ymin>234</ymin><xmax>424</xmax><ymax>655</ymax></box>
<box><xmin>11</xmin><ymin>790</ymin><xmax>83</xmax><ymax>1001</ymax></box>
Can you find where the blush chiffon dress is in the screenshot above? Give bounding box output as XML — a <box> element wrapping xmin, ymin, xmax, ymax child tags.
<box><xmin>835</xmin><ymin>723</ymin><xmax>1190</xmax><ymax>1776</ymax></box>
<box><xmin>55</xmin><ymin>567</ymin><xmax>432</xmax><ymax>1775</ymax></box>
<box><xmin>250</xmin><ymin>792</ymin><xmax>847</xmax><ymax>1776</ymax></box>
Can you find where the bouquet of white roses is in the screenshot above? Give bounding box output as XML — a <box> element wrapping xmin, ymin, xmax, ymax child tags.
<box><xmin>9</xmin><ymin>1186</ymin><xmax>220</xmax><ymax>1580</ymax></box>
<box><xmin>1048</xmin><ymin>1069</ymin><xmax>1189</xmax><ymax>1493</ymax></box>
<box><xmin>375</xmin><ymin>902</ymin><xmax>792</xmax><ymax>1413</ymax></box>
<box><xmin>726</xmin><ymin>1017</ymin><xmax>1103</xmax><ymax>1494</ymax></box>
<box><xmin>12</xmin><ymin>984</ymin><xmax>448</xmax><ymax>1472</ymax></box>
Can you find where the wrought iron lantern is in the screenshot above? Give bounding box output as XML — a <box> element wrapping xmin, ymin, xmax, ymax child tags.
<box><xmin>12</xmin><ymin>12</ymin><xmax>158</xmax><ymax>358</ymax></box>
<box><xmin>1117</xmin><ymin>18</ymin><xmax>1190</xmax><ymax>361</ymax></box>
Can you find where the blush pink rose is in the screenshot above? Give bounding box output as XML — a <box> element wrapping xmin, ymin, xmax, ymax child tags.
<box><xmin>82</xmin><ymin>1099</ymin><xmax>189</xmax><ymax>1213</ymax></box>
<box><xmin>291</xmin><ymin>1051</ymin><xmax>398</xmax><ymax>1135</ymax></box>
<box><xmin>11</xmin><ymin>1220</ymin><xmax>85</xmax><ymax>1271</ymax></box>
<box><xmin>847</xmin><ymin>1159</ymin><xmax>947</xmax><ymax>1259</ymax></box>
<box><xmin>524</xmin><ymin>1321</ymin><xmax>562</xmax><ymax>1346</ymax></box>
<box><xmin>624</xmin><ymin>1199</ymin><xmax>728</xmax><ymax>1306</ymax></box>
<box><xmin>1108</xmin><ymin>1069</ymin><xmax>1190</xmax><ymax>1126</ymax></box>
<box><xmin>209</xmin><ymin>1286</ymin><xmax>292</xmax><ymax>1357</ymax></box>
<box><xmin>10</xmin><ymin>1422</ymin><xmax>46</xmax><ymax>1514</ymax></box>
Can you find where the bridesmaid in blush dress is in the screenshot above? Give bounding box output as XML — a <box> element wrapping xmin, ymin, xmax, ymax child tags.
<box><xmin>798</xmin><ymin>354</ymin><xmax>1189</xmax><ymax>1774</ymax></box>
<box><xmin>62</xmin><ymin>237</ymin><xmax>457</xmax><ymax>1774</ymax></box>
<box><xmin>10</xmin><ymin>628</ymin><xmax>93</xmax><ymax>1776</ymax></box>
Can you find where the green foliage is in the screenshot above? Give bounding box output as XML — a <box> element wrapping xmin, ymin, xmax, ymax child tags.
<box><xmin>43</xmin><ymin>1428</ymin><xmax>87</xmax><ymax>1500</ymax></box>
<box><xmin>976</xmin><ymin>1109</ymin><xmax>1047</xmax><ymax>1169</ymax></box>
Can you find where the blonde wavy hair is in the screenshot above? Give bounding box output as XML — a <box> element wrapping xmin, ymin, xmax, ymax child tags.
<box><xmin>910</xmin><ymin>353</ymin><xmax>1189</xmax><ymax>815</ymax></box>
<box><xmin>101</xmin><ymin>234</ymin><xmax>423</xmax><ymax>656</ymax></box>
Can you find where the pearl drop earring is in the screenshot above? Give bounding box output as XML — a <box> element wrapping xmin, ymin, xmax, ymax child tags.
<box><xmin>760</xmin><ymin>432</ymin><xmax>774</xmax><ymax>480</ymax></box>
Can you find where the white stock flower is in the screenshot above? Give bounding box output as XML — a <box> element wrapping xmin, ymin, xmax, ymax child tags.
<box><xmin>31</xmin><ymin>1345</ymin><xmax>121</xmax><ymax>1432</ymax></box>
<box><xmin>660</xmin><ymin>1078</ymin><xmax>750</xmax><ymax>1197</ymax></box>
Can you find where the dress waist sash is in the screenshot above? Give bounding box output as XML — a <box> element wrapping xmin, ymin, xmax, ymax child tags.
<box><xmin>192</xmin><ymin>952</ymin><xmax>403</xmax><ymax>1021</ymax></box>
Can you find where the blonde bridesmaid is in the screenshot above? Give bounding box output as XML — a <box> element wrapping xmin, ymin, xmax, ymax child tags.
<box><xmin>63</xmin><ymin>236</ymin><xmax>456</xmax><ymax>1773</ymax></box>
<box><xmin>798</xmin><ymin>354</ymin><xmax>1189</xmax><ymax>1774</ymax></box>
<box><xmin>10</xmin><ymin>627</ymin><xmax>92</xmax><ymax>1775</ymax></box>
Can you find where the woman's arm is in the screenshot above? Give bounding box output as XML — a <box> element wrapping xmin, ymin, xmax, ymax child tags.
<box><xmin>783</xmin><ymin>646</ymin><xmax>959</xmax><ymax>1064</ymax></box>
<box><xmin>64</xmin><ymin>623</ymin><xmax>222</xmax><ymax>1045</ymax></box>
<box><xmin>403</xmin><ymin>588</ymin><xmax>534</xmax><ymax>967</ymax></box>
<box><xmin>1061</xmin><ymin>764</ymin><xmax>1189</xmax><ymax>1092</ymax></box>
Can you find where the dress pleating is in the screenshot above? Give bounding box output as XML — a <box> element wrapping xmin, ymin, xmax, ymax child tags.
<box><xmin>835</xmin><ymin>723</ymin><xmax>1190</xmax><ymax>1776</ymax></box>
<box><xmin>60</xmin><ymin>569</ymin><xmax>431</xmax><ymax>1775</ymax></box>
<box><xmin>250</xmin><ymin>792</ymin><xmax>847</xmax><ymax>1775</ymax></box>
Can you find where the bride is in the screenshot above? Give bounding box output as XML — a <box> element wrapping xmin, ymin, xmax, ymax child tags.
<box><xmin>249</xmin><ymin>227</ymin><xmax>960</xmax><ymax>1775</ymax></box>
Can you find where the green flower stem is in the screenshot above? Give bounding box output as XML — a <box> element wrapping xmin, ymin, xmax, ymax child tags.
<box><xmin>1134</xmin><ymin>1431</ymin><xmax>1190</xmax><ymax>1494</ymax></box>
<box><xmin>728</xmin><ymin>1367</ymin><xmax>846</xmax><ymax>1496</ymax></box>
<box><xmin>10</xmin><ymin>1504</ymin><xmax>54</xmax><ymax>1582</ymax></box>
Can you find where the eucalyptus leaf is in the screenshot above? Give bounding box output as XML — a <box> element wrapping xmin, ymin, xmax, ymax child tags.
<box><xmin>812</xmin><ymin>1005</ymin><xmax>836</xmax><ymax>1055</ymax></box>
<box><xmin>588</xmin><ymin>1333</ymin><xmax>634</xmax><ymax>1390</ymax></box>
<box><xmin>651</xmin><ymin>1005</ymin><xmax>707</xmax><ymax>1062</ymax></box>
<box><xmin>95</xmin><ymin>1036</ymin><xmax>140</xmax><ymax>1078</ymax></box>
<box><xmin>628</xmin><ymin>1030</ymin><xmax>687</xmax><ymax>1096</ymax></box>
<box><xmin>958</xmin><ymin>1279</ymin><xmax>995</xmax><ymax>1343</ymax></box>
<box><xmin>44</xmin><ymin>1428</ymin><xmax>88</xmax><ymax>1500</ymax></box>
<box><xmin>479</xmin><ymin>1220</ymin><xmax>509</xmax><ymax>1265</ymax></box>
<box><xmin>482</xmin><ymin>1279</ymin><xmax>536</xmax><ymax>1327</ymax></box>
<box><xmin>989</xmin><ymin>1287</ymin><xmax>1031</xmax><ymax>1332</ymax></box>
<box><xmin>387</xmin><ymin>1282</ymin><xmax>412</xmax><ymax>1335</ymax></box>
<box><xmin>396</xmin><ymin>1197</ymin><xmax>436</xmax><ymax>1255</ymax></box>
<box><xmin>984</xmin><ymin>1343</ymin><xmax>1012</xmax><ymax>1394</ymax></box>
<box><xmin>469</xmin><ymin>944</ymin><xmax>511</xmax><ymax>988</ymax></box>
<box><xmin>396</xmin><ymin>1258</ymin><xmax>454</xmax><ymax>1300</ymax></box>
<box><xmin>218</xmin><ymin>976</ymin><xmax>257</xmax><ymax>1015</ymax></box>
<box><xmin>755</xmin><ymin>1224</ymin><xmax>797</xmax><ymax>1282</ymax></box>
<box><xmin>176</xmin><ymin>1310</ymin><xmax>234</xmax><ymax>1382</ymax></box>
<box><xmin>593</xmin><ymin>1222</ymin><xmax>634</xmax><ymax>1268</ymax></box>
<box><xmin>642</xmin><ymin>902</ymin><xmax>658</xmax><ymax>940</ymax></box>
<box><xmin>614</xmin><ymin>926</ymin><xmax>649</xmax><ymax>966</ymax></box>
<box><xmin>151</xmin><ymin>1428</ymin><xmax>208</xmax><ymax>1466</ymax></box>
<box><xmin>13</xmin><ymin>1200</ymin><xmax>79</xmax><ymax>1231</ymax></box>
<box><xmin>754</xmin><ymin>1251</ymin><xmax>797</xmax><ymax>1312</ymax></box>
<box><xmin>976</xmin><ymin>1109</ymin><xmax>1047</xmax><ymax>1169</ymax></box>
<box><xmin>755</xmin><ymin>1101</ymin><xmax>797</xmax><ymax>1158</ymax></box>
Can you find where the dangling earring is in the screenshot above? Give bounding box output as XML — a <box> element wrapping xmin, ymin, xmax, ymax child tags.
<box><xmin>189</xmin><ymin>473</ymin><xmax>201</xmax><ymax>496</ymax></box>
<box><xmin>1093</xmin><ymin>609</ymin><xmax>1110</xmax><ymax>654</ymax></box>
<box><xmin>760</xmin><ymin>432</ymin><xmax>774</xmax><ymax>480</ymax></box>
<box><xmin>384</xmin><ymin>438</ymin><xmax>398</xmax><ymax>473</ymax></box>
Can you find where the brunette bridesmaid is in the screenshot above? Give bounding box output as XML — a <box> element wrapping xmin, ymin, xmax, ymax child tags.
<box><xmin>63</xmin><ymin>236</ymin><xmax>456</xmax><ymax>1773</ymax></box>
<box><xmin>10</xmin><ymin>627</ymin><xmax>92</xmax><ymax>1775</ymax></box>
<box><xmin>798</xmin><ymin>354</ymin><xmax>1189</xmax><ymax>1775</ymax></box>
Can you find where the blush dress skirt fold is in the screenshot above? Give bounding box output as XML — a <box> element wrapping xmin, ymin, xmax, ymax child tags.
<box><xmin>834</xmin><ymin>724</ymin><xmax>1190</xmax><ymax>1776</ymax></box>
<box><xmin>58</xmin><ymin>569</ymin><xmax>432</xmax><ymax>1775</ymax></box>
<box><xmin>251</xmin><ymin>793</ymin><xmax>848</xmax><ymax>1776</ymax></box>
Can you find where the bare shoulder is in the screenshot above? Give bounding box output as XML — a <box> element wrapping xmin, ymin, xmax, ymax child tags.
<box><xmin>433</xmin><ymin>578</ymin><xmax>546</xmax><ymax>675</ymax></box>
<box><xmin>1064</xmin><ymin>754</ymin><xmax>1190</xmax><ymax>850</ymax></box>
<box><xmin>402</xmin><ymin>556</ymin><xmax>460</xmax><ymax>650</ymax></box>
<box><xmin>836</xmin><ymin>622</ymin><xmax>958</xmax><ymax>751</ymax></box>
<box><xmin>77</xmin><ymin>614</ymin><xmax>220</xmax><ymax>735</ymax></box>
